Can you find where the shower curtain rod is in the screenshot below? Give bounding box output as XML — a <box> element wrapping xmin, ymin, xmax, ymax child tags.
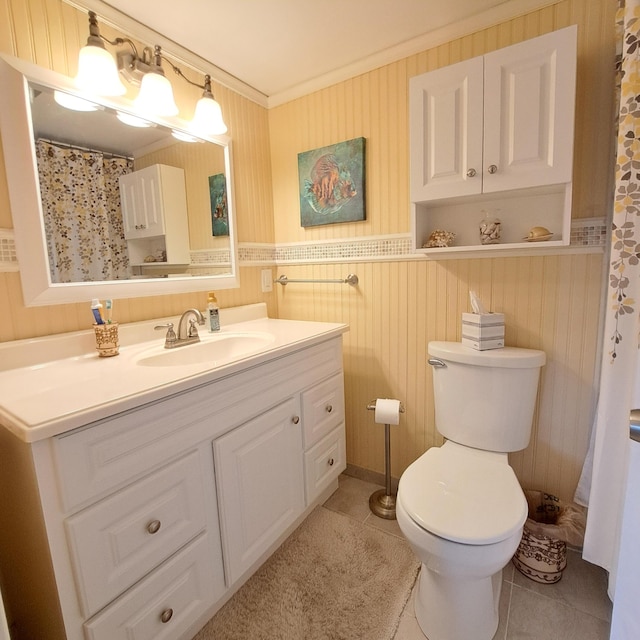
<box><xmin>275</xmin><ymin>274</ymin><xmax>359</xmax><ymax>286</ymax></box>
<box><xmin>37</xmin><ymin>138</ymin><xmax>133</xmax><ymax>161</ymax></box>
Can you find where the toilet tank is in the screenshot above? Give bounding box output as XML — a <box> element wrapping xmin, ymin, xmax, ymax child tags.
<box><xmin>428</xmin><ymin>341</ymin><xmax>546</xmax><ymax>452</ymax></box>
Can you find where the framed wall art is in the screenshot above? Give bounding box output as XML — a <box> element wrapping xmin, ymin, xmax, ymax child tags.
<box><xmin>208</xmin><ymin>173</ymin><xmax>229</xmax><ymax>236</ymax></box>
<box><xmin>298</xmin><ymin>137</ymin><xmax>366</xmax><ymax>227</ymax></box>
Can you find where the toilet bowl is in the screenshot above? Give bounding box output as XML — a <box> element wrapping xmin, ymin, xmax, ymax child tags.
<box><xmin>397</xmin><ymin>441</ymin><xmax>527</xmax><ymax>640</ymax></box>
<box><xmin>397</xmin><ymin>341</ymin><xmax>545</xmax><ymax>640</ymax></box>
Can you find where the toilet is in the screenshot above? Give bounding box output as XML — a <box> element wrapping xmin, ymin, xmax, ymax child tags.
<box><xmin>396</xmin><ymin>341</ymin><xmax>545</xmax><ymax>640</ymax></box>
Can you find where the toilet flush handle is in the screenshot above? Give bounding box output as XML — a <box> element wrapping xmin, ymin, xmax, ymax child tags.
<box><xmin>428</xmin><ymin>357</ymin><xmax>447</xmax><ymax>368</ymax></box>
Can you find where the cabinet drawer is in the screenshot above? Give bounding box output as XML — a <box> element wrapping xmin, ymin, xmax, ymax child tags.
<box><xmin>302</xmin><ymin>373</ymin><xmax>344</xmax><ymax>447</ymax></box>
<box><xmin>66</xmin><ymin>451</ymin><xmax>207</xmax><ymax>617</ymax></box>
<box><xmin>304</xmin><ymin>425</ymin><xmax>346</xmax><ymax>503</ymax></box>
<box><xmin>84</xmin><ymin>532</ymin><xmax>224</xmax><ymax>640</ymax></box>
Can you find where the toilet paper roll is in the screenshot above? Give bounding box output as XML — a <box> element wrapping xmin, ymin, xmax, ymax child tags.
<box><xmin>374</xmin><ymin>398</ymin><xmax>401</xmax><ymax>425</ymax></box>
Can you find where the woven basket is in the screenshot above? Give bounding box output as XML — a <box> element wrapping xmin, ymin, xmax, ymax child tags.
<box><xmin>512</xmin><ymin>491</ymin><xmax>568</xmax><ymax>584</ymax></box>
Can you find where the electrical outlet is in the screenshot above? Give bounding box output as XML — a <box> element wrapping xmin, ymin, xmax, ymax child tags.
<box><xmin>261</xmin><ymin>269</ymin><xmax>273</xmax><ymax>293</ymax></box>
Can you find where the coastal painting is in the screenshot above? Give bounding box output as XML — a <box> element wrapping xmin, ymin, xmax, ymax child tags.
<box><xmin>298</xmin><ymin>137</ymin><xmax>366</xmax><ymax>227</ymax></box>
<box><xmin>208</xmin><ymin>173</ymin><xmax>229</xmax><ymax>236</ymax></box>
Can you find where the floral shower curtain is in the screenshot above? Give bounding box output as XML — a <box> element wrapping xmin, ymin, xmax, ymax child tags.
<box><xmin>580</xmin><ymin>0</ymin><xmax>640</xmax><ymax>595</ymax></box>
<box><xmin>36</xmin><ymin>140</ymin><xmax>132</xmax><ymax>282</ymax></box>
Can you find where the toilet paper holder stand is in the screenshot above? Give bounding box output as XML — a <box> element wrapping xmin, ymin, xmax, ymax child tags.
<box><xmin>367</xmin><ymin>399</ymin><xmax>405</xmax><ymax>520</ymax></box>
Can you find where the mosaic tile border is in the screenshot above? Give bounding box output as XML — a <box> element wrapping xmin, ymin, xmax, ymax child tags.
<box><xmin>569</xmin><ymin>217</ymin><xmax>609</xmax><ymax>247</ymax></box>
<box><xmin>0</xmin><ymin>219</ymin><xmax>608</xmax><ymax>273</ymax></box>
<box><xmin>0</xmin><ymin>229</ymin><xmax>18</xmax><ymax>271</ymax></box>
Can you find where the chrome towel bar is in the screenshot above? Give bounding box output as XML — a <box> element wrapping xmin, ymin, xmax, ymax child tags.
<box><xmin>275</xmin><ymin>274</ymin><xmax>359</xmax><ymax>286</ymax></box>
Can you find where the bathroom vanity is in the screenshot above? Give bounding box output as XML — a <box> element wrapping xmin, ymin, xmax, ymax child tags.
<box><xmin>0</xmin><ymin>304</ymin><xmax>347</xmax><ymax>640</ymax></box>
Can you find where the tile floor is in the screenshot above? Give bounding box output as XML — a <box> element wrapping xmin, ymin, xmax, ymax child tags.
<box><xmin>323</xmin><ymin>474</ymin><xmax>612</xmax><ymax>640</ymax></box>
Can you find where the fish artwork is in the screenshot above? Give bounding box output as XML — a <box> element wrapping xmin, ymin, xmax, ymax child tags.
<box><xmin>304</xmin><ymin>153</ymin><xmax>357</xmax><ymax>214</ymax></box>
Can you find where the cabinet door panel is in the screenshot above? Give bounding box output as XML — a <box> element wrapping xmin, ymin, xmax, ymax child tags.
<box><xmin>483</xmin><ymin>26</ymin><xmax>576</xmax><ymax>192</ymax></box>
<box><xmin>410</xmin><ymin>57</ymin><xmax>483</xmax><ymax>202</ymax></box>
<box><xmin>214</xmin><ymin>397</ymin><xmax>304</xmax><ymax>583</ymax></box>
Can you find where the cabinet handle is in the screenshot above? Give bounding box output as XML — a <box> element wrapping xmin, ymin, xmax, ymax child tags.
<box><xmin>326</xmin><ymin>404</ymin><xmax>333</xmax><ymax>413</ymax></box>
<box><xmin>487</xmin><ymin>164</ymin><xmax>498</xmax><ymax>174</ymax></box>
<box><xmin>160</xmin><ymin>608</ymin><xmax>174</xmax><ymax>623</ymax></box>
<box><xmin>292</xmin><ymin>415</ymin><xmax>300</xmax><ymax>424</ymax></box>
<box><xmin>466</xmin><ymin>168</ymin><xmax>477</xmax><ymax>178</ymax></box>
<box><xmin>328</xmin><ymin>458</ymin><xmax>335</xmax><ymax>466</ymax></box>
<box><xmin>147</xmin><ymin>520</ymin><xmax>162</xmax><ymax>535</ymax></box>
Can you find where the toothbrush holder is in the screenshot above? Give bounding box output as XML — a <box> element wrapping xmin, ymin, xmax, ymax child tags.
<box><xmin>93</xmin><ymin>323</ymin><xmax>119</xmax><ymax>357</ymax></box>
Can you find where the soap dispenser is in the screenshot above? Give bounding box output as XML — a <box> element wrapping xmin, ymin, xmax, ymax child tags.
<box><xmin>207</xmin><ymin>292</ymin><xmax>220</xmax><ymax>332</ymax></box>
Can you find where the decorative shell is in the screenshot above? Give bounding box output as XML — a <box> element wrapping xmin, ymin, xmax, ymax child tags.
<box><xmin>423</xmin><ymin>229</ymin><xmax>456</xmax><ymax>248</ymax></box>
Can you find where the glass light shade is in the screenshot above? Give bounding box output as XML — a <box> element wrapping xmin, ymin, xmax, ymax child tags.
<box><xmin>191</xmin><ymin>95</ymin><xmax>227</xmax><ymax>135</ymax></box>
<box><xmin>76</xmin><ymin>45</ymin><xmax>126</xmax><ymax>96</ymax></box>
<box><xmin>53</xmin><ymin>90</ymin><xmax>99</xmax><ymax>112</ymax></box>
<box><xmin>171</xmin><ymin>130</ymin><xmax>201</xmax><ymax>143</ymax></box>
<box><xmin>134</xmin><ymin>72</ymin><xmax>179</xmax><ymax>117</ymax></box>
<box><xmin>116</xmin><ymin>111</ymin><xmax>153</xmax><ymax>128</ymax></box>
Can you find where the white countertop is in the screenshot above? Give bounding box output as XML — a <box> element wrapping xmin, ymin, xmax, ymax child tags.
<box><xmin>0</xmin><ymin>304</ymin><xmax>348</xmax><ymax>443</ymax></box>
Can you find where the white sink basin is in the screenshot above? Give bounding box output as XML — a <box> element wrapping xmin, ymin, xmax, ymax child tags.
<box><xmin>135</xmin><ymin>332</ymin><xmax>275</xmax><ymax>368</ymax></box>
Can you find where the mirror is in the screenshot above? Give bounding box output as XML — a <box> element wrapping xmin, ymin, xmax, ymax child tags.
<box><xmin>0</xmin><ymin>53</ymin><xmax>239</xmax><ymax>306</ymax></box>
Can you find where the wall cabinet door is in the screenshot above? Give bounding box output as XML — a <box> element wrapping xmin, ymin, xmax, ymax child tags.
<box><xmin>482</xmin><ymin>27</ymin><xmax>576</xmax><ymax>193</ymax></box>
<box><xmin>410</xmin><ymin>26</ymin><xmax>576</xmax><ymax>202</ymax></box>
<box><xmin>410</xmin><ymin>57</ymin><xmax>483</xmax><ymax>202</ymax></box>
<box><xmin>119</xmin><ymin>165</ymin><xmax>166</xmax><ymax>239</ymax></box>
<box><xmin>214</xmin><ymin>397</ymin><xmax>305</xmax><ymax>583</ymax></box>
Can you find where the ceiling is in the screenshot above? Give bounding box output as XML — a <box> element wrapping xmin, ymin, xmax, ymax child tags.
<box><xmin>99</xmin><ymin>0</ymin><xmax>549</xmax><ymax>104</ymax></box>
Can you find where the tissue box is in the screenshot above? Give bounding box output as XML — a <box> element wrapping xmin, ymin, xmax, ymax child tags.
<box><xmin>462</xmin><ymin>312</ymin><xmax>505</xmax><ymax>350</ymax></box>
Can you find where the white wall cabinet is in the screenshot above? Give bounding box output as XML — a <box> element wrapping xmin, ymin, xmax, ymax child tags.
<box><xmin>2</xmin><ymin>336</ymin><xmax>345</xmax><ymax>640</ymax></box>
<box><xmin>410</xmin><ymin>26</ymin><xmax>577</xmax><ymax>253</ymax></box>
<box><xmin>119</xmin><ymin>164</ymin><xmax>190</xmax><ymax>267</ymax></box>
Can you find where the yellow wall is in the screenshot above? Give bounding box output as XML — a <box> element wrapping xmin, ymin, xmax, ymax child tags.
<box><xmin>0</xmin><ymin>0</ymin><xmax>616</xmax><ymax>501</ymax></box>
<box><xmin>270</xmin><ymin>0</ymin><xmax>616</xmax><ymax>501</ymax></box>
<box><xmin>0</xmin><ymin>0</ymin><xmax>277</xmax><ymax>340</ymax></box>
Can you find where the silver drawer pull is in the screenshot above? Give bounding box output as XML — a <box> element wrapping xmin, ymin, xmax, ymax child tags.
<box><xmin>630</xmin><ymin>409</ymin><xmax>640</xmax><ymax>442</ymax></box>
<box><xmin>147</xmin><ymin>520</ymin><xmax>161</xmax><ymax>535</ymax></box>
<box><xmin>328</xmin><ymin>458</ymin><xmax>335</xmax><ymax>466</ymax></box>
<box><xmin>428</xmin><ymin>357</ymin><xmax>447</xmax><ymax>368</ymax></box>
<box><xmin>326</xmin><ymin>404</ymin><xmax>333</xmax><ymax>413</ymax></box>
<box><xmin>466</xmin><ymin>168</ymin><xmax>477</xmax><ymax>177</ymax></box>
<box><xmin>292</xmin><ymin>415</ymin><xmax>300</xmax><ymax>424</ymax></box>
<box><xmin>160</xmin><ymin>608</ymin><xmax>173</xmax><ymax>623</ymax></box>
<box><xmin>488</xmin><ymin>164</ymin><xmax>498</xmax><ymax>174</ymax></box>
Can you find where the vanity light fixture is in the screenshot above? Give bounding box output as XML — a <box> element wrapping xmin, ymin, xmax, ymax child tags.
<box><xmin>73</xmin><ymin>11</ymin><xmax>227</xmax><ymax>135</ymax></box>
<box><xmin>75</xmin><ymin>11</ymin><xmax>126</xmax><ymax>97</ymax></box>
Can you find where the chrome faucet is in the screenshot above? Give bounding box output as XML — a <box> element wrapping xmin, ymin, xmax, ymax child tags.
<box><xmin>155</xmin><ymin>308</ymin><xmax>206</xmax><ymax>349</ymax></box>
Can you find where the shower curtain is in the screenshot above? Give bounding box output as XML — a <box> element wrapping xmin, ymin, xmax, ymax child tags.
<box><xmin>579</xmin><ymin>0</ymin><xmax>640</xmax><ymax>596</ymax></box>
<box><xmin>36</xmin><ymin>140</ymin><xmax>132</xmax><ymax>282</ymax></box>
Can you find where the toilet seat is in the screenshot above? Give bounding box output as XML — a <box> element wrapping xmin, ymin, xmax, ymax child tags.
<box><xmin>399</xmin><ymin>441</ymin><xmax>527</xmax><ymax>545</ymax></box>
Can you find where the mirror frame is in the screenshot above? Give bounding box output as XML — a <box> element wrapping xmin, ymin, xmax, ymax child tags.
<box><xmin>0</xmin><ymin>53</ymin><xmax>239</xmax><ymax>306</ymax></box>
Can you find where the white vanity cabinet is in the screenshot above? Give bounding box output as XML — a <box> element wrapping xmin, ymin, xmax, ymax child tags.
<box><xmin>214</xmin><ymin>398</ymin><xmax>305</xmax><ymax>584</ymax></box>
<box><xmin>0</xmin><ymin>332</ymin><xmax>346</xmax><ymax>640</ymax></box>
<box><xmin>119</xmin><ymin>164</ymin><xmax>190</xmax><ymax>267</ymax></box>
<box><xmin>410</xmin><ymin>26</ymin><xmax>577</xmax><ymax>252</ymax></box>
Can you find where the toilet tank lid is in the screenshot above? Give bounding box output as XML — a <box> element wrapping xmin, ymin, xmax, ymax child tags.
<box><xmin>429</xmin><ymin>341</ymin><xmax>545</xmax><ymax>368</ymax></box>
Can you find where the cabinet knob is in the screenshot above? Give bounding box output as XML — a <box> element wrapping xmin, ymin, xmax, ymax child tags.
<box><xmin>146</xmin><ymin>519</ymin><xmax>162</xmax><ymax>535</ymax></box>
<box><xmin>487</xmin><ymin>164</ymin><xmax>498</xmax><ymax>174</ymax></box>
<box><xmin>326</xmin><ymin>404</ymin><xmax>333</xmax><ymax>413</ymax></box>
<box><xmin>328</xmin><ymin>458</ymin><xmax>335</xmax><ymax>466</ymax></box>
<box><xmin>160</xmin><ymin>608</ymin><xmax>174</xmax><ymax>623</ymax></box>
<box><xmin>466</xmin><ymin>168</ymin><xmax>477</xmax><ymax>178</ymax></box>
<box><xmin>292</xmin><ymin>415</ymin><xmax>300</xmax><ymax>424</ymax></box>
